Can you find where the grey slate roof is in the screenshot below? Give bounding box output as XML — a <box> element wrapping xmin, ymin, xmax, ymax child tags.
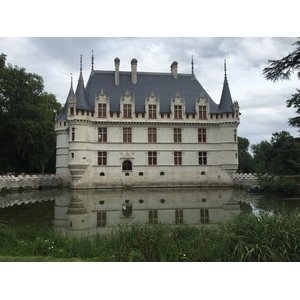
<box><xmin>218</xmin><ymin>74</ymin><xmax>234</xmax><ymax>113</ymax></box>
<box><xmin>56</xmin><ymin>68</ymin><xmax>234</xmax><ymax>121</ymax></box>
<box><xmin>56</xmin><ymin>85</ymin><xmax>74</xmax><ymax>122</ymax></box>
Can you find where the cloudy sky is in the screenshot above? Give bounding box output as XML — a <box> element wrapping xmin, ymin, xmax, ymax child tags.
<box><xmin>1</xmin><ymin>2</ymin><xmax>299</xmax><ymax>150</ymax></box>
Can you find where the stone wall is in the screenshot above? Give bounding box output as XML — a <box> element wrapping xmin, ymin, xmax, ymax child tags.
<box><xmin>0</xmin><ymin>174</ymin><xmax>63</xmax><ymax>191</ymax></box>
<box><xmin>231</xmin><ymin>173</ymin><xmax>259</xmax><ymax>187</ymax></box>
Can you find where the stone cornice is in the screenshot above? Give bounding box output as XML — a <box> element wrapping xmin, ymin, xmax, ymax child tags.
<box><xmin>91</xmin><ymin>120</ymin><xmax>239</xmax><ymax>128</ymax></box>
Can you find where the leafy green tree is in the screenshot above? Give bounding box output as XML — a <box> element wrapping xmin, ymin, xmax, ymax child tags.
<box><xmin>237</xmin><ymin>137</ymin><xmax>254</xmax><ymax>173</ymax></box>
<box><xmin>268</xmin><ymin>131</ymin><xmax>300</xmax><ymax>175</ymax></box>
<box><xmin>251</xmin><ymin>140</ymin><xmax>272</xmax><ymax>174</ymax></box>
<box><xmin>0</xmin><ymin>53</ymin><xmax>62</xmax><ymax>174</ymax></box>
<box><xmin>262</xmin><ymin>38</ymin><xmax>300</xmax><ymax>130</ymax></box>
<box><xmin>251</xmin><ymin>131</ymin><xmax>300</xmax><ymax>175</ymax></box>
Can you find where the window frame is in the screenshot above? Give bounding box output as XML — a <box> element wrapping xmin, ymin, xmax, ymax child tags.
<box><xmin>148</xmin><ymin>151</ymin><xmax>157</xmax><ymax>165</ymax></box>
<box><xmin>174</xmin><ymin>105</ymin><xmax>182</xmax><ymax>119</ymax></box>
<box><xmin>148</xmin><ymin>128</ymin><xmax>157</xmax><ymax>143</ymax></box>
<box><xmin>148</xmin><ymin>104</ymin><xmax>157</xmax><ymax>119</ymax></box>
<box><xmin>198</xmin><ymin>151</ymin><xmax>207</xmax><ymax>165</ymax></box>
<box><xmin>98</xmin><ymin>103</ymin><xmax>107</xmax><ymax>118</ymax></box>
<box><xmin>174</xmin><ymin>151</ymin><xmax>182</xmax><ymax>165</ymax></box>
<box><xmin>198</xmin><ymin>128</ymin><xmax>207</xmax><ymax>143</ymax></box>
<box><xmin>98</xmin><ymin>151</ymin><xmax>107</xmax><ymax>166</ymax></box>
<box><xmin>123</xmin><ymin>128</ymin><xmax>132</xmax><ymax>143</ymax></box>
<box><xmin>123</xmin><ymin>104</ymin><xmax>132</xmax><ymax>118</ymax></box>
<box><xmin>174</xmin><ymin>128</ymin><xmax>182</xmax><ymax>143</ymax></box>
<box><xmin>98</xmin><ymin>127</ymin><xmax>107</xmax><ymax>142</ymax></box>
<box><xmin>199</xmin><ymin>105</ymin><xmax>207</xmax><ymax>119</ymax></box>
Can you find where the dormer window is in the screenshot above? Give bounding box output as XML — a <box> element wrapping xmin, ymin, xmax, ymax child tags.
<box><xmin>199</xmin><ymin>105</ymin><xmax>207</xmax><ymax>119</ymax></box>
<box><xmin>95</xmin><ymin>90</ymin><xmax>110</xmax><ymax>118</ymax></box>
<box><xmin>148</xmin><ymin>105</ymin><xmax>157</xmax><ymax>118</ymax></box>
<box><xmin>145</xmin><ymin>92</ymin><xmax>159</xmax><ymax>119</ymax></box>
<box><xmin>174</xmin><ymin>105</ymin><xmax>182</xmax><ymax>119</ymax></box>
<box><xmin>98</xmin><ymin>103</ymin><xmax>107</xmax><ymax>118</ymax></box>
<box><xmin>171</xmin><ymin>92</ymin><xmax>185</xmax><ymax>119</ymax></box>
<box><xmin>123</xmin><ymin>104</ymin><xmax>132</xmax><ymax>118</ymax></box>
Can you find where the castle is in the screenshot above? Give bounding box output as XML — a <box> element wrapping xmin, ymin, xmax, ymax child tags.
<box><xmin>55</xmin><ymin>54</ymin><xmax>240</xmax><ymax>189</ymax></box>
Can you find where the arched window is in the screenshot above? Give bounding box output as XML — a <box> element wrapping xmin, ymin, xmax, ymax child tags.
<box><xmin>122</xmin><ymin>160</ymin><xmax>132</xmax><ymax>171</ymax></box>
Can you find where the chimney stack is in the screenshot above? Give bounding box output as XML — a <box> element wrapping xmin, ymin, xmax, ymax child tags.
<box><xmin>114</xmin><ymin>57</ymin><xmax>120</xmax><ymax>85</ymax></box>
<box><xmin>131</xmin><ymin>58</ymin><xmax>138</xmax><ymax>84</ymax></box>
<box><xmin>171</xmin><ymin>61</ymin><xmax>178</xmax><ymax>79</ymax></box>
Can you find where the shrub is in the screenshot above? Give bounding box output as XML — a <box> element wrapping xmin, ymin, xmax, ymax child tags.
<box><xmin>269</xmin><ymin>177</ymin><xmax>298</xmax><ymax>195</ymax></box>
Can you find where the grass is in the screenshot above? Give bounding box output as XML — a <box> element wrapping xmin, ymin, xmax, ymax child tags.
<box><xmin>1</xmin><ymin>210</ymin><xmax>300</xmax><ymax>262</ymax></box>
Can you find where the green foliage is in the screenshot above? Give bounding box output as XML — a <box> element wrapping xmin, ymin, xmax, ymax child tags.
<box><xmin>0</xmin><ymin>53</ymin><xmax>62</xmax><ymax>173</ymax></box>
<box><xmin>238</xmin><ymin>137</ymin><xmax>254</xmax><ymax>173</ymax></box>
<box><xmin>263</xmin><ymin>38</ymin><xmax>300</xmax><ymax>130</ymax></box>
<box><xmin>268</xmin><ymin>177</ymin><xmax>298</xmax><ymax>195</ymax></box>
<box><xmin>251</xmin><ymin>131</ymin><xmax>300</xmax><ymax>175</ymax></box>
<box><xmin>1</xmin><ymin>210</ymin><xmax>300</xmax><ymax>262</ymax></box>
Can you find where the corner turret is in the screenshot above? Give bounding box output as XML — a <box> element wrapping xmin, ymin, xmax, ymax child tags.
<box><xmin>219</xmin><ymin>60</ymin><xmax>234</xmax><ymax>113</ymax></box>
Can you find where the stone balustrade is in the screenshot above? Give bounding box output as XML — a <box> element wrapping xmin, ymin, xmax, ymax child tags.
<box><xmin>231</xmin><ymin>173</ymin><xmax>259</xmax><ymax>187</ymax></box>
<box><xmin>0</xmin><ymin>174</ymin><xmax>63</xmax><ymax>191</ymax></box>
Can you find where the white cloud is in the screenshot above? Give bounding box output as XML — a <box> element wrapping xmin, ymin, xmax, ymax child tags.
<box><xmin>0</xmin><ymin>37</ymin><xmax>299</xmax><ymax>147</ymax></box>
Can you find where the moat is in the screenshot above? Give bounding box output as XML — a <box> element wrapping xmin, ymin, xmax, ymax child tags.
<box><xmin>1</xmin><ymin>187</ymin><xmax>300</xmax><ymax>236</ymax></box>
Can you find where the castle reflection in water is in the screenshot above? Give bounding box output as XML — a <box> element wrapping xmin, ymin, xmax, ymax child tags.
<box><xmin>54</xmin><ymin>188</ymin><xmax>241</xmax><ymax>236</ymax></box>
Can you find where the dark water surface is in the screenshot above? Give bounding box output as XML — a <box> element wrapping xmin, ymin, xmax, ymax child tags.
<box><xmin>1</xmin><ymin>187</ymin><xmax>300</xmax><ymax>235</ymax></box>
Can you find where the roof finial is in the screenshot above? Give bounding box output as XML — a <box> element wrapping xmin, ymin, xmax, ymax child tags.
<box><xmin>91</xmin><ymin>50</ymin><xmax>94</xmax><ymax>71</ymax></box>
<box><xmin>191</xmin><ymin>55</ymin><xmax>194</xmax><ymax>75</ymax></box>
<box><xmin>224</xmin><ymin>59</ymin><xmax>227</xmax><ymax>78</ymax></box>
<box><xmin>70</xmin><ymin>73</ymin><xmax>73</xmax><ymax>89</ymax></box>
<box><xmin>80</xmin><ymin>54</ymin><xmax>83</xmax><ymax>78</ymax></box>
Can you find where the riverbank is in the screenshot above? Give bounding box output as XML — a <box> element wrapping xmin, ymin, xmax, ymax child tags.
<box><xmin>1</xmin><ymin>210</ymin><xmax>299</xmax><ymax>262</ymax></box>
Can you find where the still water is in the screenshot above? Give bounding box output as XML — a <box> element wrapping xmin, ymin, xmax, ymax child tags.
<box><xmin>1</xmin><ymin>187</ymin><xmax>300</xmax><ymax>236</ymax></box>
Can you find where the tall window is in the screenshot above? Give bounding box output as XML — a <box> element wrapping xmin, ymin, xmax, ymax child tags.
<box><xmin>234</xmin><ymin>129</ymin><xmax>237</xmax><ymax>142</ymax></box>
<box><xmin>98</xmin><ymin>151</ymin><xmax>107</xmax><ymax>166</ymax></box>
<box><xmin>123</xmin><ymin>128</ymin><xmax>132</xmax><ymax>142</ymax></box>
<box><xmin>148</xmin><ymin>128</ymin><xmax>157</xmax><ymax>143</ymax></box>
<box><xmin>98</xmin><ymin>103</ymin><xmax>107</xmax><ymax>118</ymax></box>
<box><xmin>199</xmin><ymin>105</ymin><xmax>207</xmax><ymax>119</ymax></box>
<box><xmin>200</xmin><ymin>209</ymin><xmax>209</xmax><ymax>224</ymax></box>
<box><xmin>149</xmin><ymin>210</ymin><xmax>158</xmax><ymax>224</ymax></box>
<box><xmin>148</xmin><ymin>105</ymin><xmax>157</xmax><ymax>118</ymax></box>
<box><xmin>174</xmin><ymin>105</ymin><xmax>182</xmax><ymax>119</ymax></box>
<box><xmin>70</xmin><ymin>107</ymin><xmax>74</xmax><ymax>116</ymax></box>
<box><xmin>98</xmin><ymin>128</ymin><xmax>107</xmax><ymax>142</ymax></box>
<box><xmin>175</xmin><ymin>209</ymin><xmax>183</xmax><ymax>224</ymax></box>
<box><xmin>123</xmin><ymin>104</ymin><xmax>132</xmax><ymax>118</ymax></box>
<box><xmin>198</xmin><ymin>151</ymin><xmax>207</xmax><ymax>165</ymax></box>
<box><xmin>198</xmin><ymin>128</ymin><xmax>207</xmax><ymax>143</ymax></box>
<box><xmin>97</xmin><ymin>212</ymin><xmax>106</xmax><ymax>227</ymax></box>
<box><xmin>174</xmin><ymin>151</ymin><xmax>182</xmax><ymax>165</ymax></box>
<box><xmin>71</xmin><ymin>127</ymin><xmax>75</xmax><ymax>141</ymax></box>
<box><xmin>148</xmin><ymin>151</ymin><xmax>157</xmax><ymax>165</ymax></box>
<box><xmin>174</xmin><ymin>128</ymin><xmax>182</xmax><ymax>143</ymax></box>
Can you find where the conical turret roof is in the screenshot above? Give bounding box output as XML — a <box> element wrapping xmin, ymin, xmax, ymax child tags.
<box><xmin>218</xmin><ymin>61</ymin><xmax>234</xmax><ymax>113</ymax></box>
<box><xmin>75</xmin><ymin>55</ymin><xmax>93</xmax><ymax>111</ymax></box>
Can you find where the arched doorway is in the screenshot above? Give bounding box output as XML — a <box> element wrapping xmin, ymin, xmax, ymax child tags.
<box><xmin>122</xmin><ymin>160</ymin><xmax>132</xmax><ymax>171</ymax></box>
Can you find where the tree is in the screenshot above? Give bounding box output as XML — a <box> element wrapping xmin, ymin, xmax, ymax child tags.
<box><xmin>268</xmin><ymin>131</ymin><xmax>300</xmax><ymax>175</ymax></box>
<box><xmin>237</xmin><ymin>137</ymin><xmax>254</xmax><ymax>173</ymax></box>
<box><xmin>0</xmin><ymin>53</ymin><xmax>62</xmax><ymax>174</ymax></box>
<box><xmin>251</xmin><ymin>131</ymin><xmax>300</xmax><ymax>175</ymax></box>
<box><xmin>251</xmin><ymin>140</ymin><xmax>272</xmax><ymax>174</ymax></box>
<box><xmin>262</xmin><ymin>38</ymin><xmax>300</xmax><ymax>130</ymax></box>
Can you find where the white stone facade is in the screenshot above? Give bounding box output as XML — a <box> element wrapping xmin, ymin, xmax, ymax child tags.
<box><xmin>55</xmin><ymin>57</ymin><xmax>240</xmax><ymax>189</ymax></box>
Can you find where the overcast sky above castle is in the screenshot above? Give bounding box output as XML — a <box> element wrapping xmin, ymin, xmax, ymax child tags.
<box><xmin>1</xmin><ymin>2</ymin><xmax>299</xmax><ymax>149</ymax></box>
